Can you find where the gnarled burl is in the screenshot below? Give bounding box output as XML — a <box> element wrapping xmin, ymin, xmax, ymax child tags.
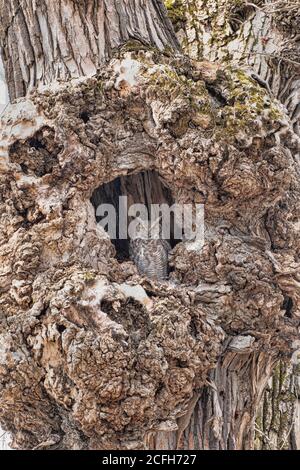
<box><xmin>0</xmin><ymin>0</ymin><xmax>299</xmax><ymax>450</ymax></box>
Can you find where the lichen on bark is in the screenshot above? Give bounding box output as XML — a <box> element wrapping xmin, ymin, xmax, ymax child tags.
<box><xmin>255</xmin><ymin>357</ymin><xmax>300</xmax><ymax>450</ymax></box>
<box><xmin>0</xmin><ymin>44</ymin><xmax>299</xmax><ymax>449</ymax></box>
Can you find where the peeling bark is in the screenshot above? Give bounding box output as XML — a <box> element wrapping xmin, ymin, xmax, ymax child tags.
<box><xmin>255</xmin><ymin>355</ymin><xmax>300</xmax><ymax>450</ymax></box>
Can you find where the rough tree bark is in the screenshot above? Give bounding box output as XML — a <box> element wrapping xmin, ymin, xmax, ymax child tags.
<box><xmin>0</xmin><ymin>0</ymin><xmax>299</xmax><ymax>450</ymax></box>
<box><xmin>0</xmin><ymin>0</ymin><xmax>180</xmax><ymax>99</ymax></box>
<box><xmin>166</xmin><ymin>0</ymin><xmax>300</xmax><ymax>134</ymax></box>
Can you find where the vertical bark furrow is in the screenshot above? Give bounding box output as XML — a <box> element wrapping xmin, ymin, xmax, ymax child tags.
<box><xmin>0</xmin><ymin>0</ymin><xmax>299</xmax><ymax>452</ymax></box>
<box><xmin>168</xmin><ymin>0</ymin><xmax>300</xmax><ymax>134</ymax></box>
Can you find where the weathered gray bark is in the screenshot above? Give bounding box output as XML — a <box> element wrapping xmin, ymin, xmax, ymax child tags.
<box><xmin>162</xmin><ymin>0</ymin><xmax>300</xmax><ymax>450</ymax></box>
<box><xmin>0</xmin><ymin>0</ymin><xmax>299</xmax><ymax>451</ymax></box>
<box><xmin>166</xmin><ymin>0</ymin><xmax>300</xmax><ymax>134</ymax></box>
<box><xmin>255</xmin><ymin>358</ymin><xmax>300</xmax><ymax>450</ymax></box>
<box><xmin>0</xmin><ymin>0</ymin><xmax>180</xmax><ymax>100</ymax></box>
<box><xmin>152</xmin><ymin>353</ymin><xmax>277</xmax><ymax>450</ymax></box>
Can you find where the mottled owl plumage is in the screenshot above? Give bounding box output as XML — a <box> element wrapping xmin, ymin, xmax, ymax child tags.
<box><xmin>129</xmin><ymin>216</ymin><xmax>171</xmax><ymax>280</ymax></box>
<box><xmin>129</xmin><ymin>237</ymin><xmax>171</xmax><ymax>280</ymax></box>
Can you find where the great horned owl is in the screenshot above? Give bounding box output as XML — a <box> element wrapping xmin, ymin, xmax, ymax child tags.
<box><xmin>129</xmin><ymin>217</ymin><xmax>171</xmax><ymax>281</ymax></box>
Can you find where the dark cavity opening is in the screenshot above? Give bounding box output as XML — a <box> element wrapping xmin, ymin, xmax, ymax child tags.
<box><xmin>91</xmin><ymin>170</ymin><xmax>180</xmax><ymax>261</ymax></box>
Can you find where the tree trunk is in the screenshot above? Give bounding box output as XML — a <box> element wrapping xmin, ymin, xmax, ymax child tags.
<box><xmin>0</xmin><ymin>0</ymin><xmax>180</xmax><ymax>100</ymax></box>
<box><xmin>163</xmin><ymin>0</ymin><xmax>300</xmax><ymax>450</ymax></box>
<box><xmin>255</xmin><ymin>356</ymin><xmax>300</xmax><ymax>450</ymax></box>
<box><xmin>0</xmin><ymin>0</ymin><xmax>299</xmax><ymax>451</ymax></box>
<box><xmin>151</xmin><ymin>353</ymin><xmax>277</xmax><ymax>450</ymax></box>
